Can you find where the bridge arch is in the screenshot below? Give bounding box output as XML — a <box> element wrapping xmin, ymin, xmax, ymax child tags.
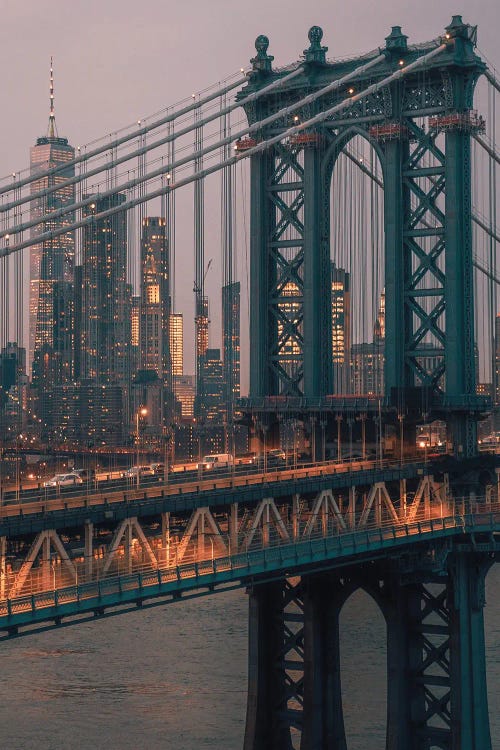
<box><xmin>337</xmin><ymin>581</ymin><xmax>388</xmax><ymax>749</ymax></box>
<box><xmin>324</xmin><ymin>128</ymin><xmax>386</xmax><ymax>401</ymax></box>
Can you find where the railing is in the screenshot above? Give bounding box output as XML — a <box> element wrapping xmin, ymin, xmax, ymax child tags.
<box><xmin>1</xmin><ymin>498</ymin><xmax>499</xmax><ymax>628</ymax></box>
<box><xmin>0</xmin><ymin>453</ymin><xmax>446</xmax><ymax>520</ymax></box>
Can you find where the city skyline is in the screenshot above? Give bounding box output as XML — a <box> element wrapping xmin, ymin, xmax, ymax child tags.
<box><xmin>0</xmin><ymin>16</ymin><xmax>497</xmax><ymax>749</ymax></box>
<box><xmin>2</xmin><ymin>2</ymin><xmax>498</xmax><ymax>392</ymax></box>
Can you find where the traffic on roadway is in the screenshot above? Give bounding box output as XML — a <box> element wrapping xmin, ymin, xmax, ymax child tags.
<box><xmin>0</xmin><ymin>450</ymin><xmax>450</xmax><ymax>520</ymax></box>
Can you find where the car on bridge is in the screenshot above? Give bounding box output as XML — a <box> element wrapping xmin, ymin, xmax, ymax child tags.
<box><xmin>43</xmin><ymin>473</ymin><xmax>84</xmax><ymax>488</ymax></box>
<box><xmin>252</xmin><ymin>449</ymin><xmax>286</xmax><ymax>468</ymax></box>
<box><xmin>121</xmin><ymin>465</ymin><xmax>156</xmax><ymax>479</ymax></box>
<box><xmin>199</xmin><ymin>453</ymin><xmax>234</xmax><ymax>471</ymax></box>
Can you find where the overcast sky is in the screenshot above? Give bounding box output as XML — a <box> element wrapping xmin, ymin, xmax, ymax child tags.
<box><xmin>1</xmin><ymin>0</ymin><xmax>498</xmax><ymax>386</ymax></box>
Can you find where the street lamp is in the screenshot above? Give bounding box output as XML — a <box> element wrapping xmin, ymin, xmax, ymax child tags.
<box><xmin>136</xmin><ymin>407</ymin><xmax>148</xmax><ymax>487</ymax></box>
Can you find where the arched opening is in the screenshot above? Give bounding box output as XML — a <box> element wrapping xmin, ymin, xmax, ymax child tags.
<box><xmin>328</xmin><ymin>130</ymin><xmax>385</xmax><ymax>399</ymax></box>
<box><xmin>339</xmin><ymin>586</ymin><xmax>387</xmax><ymax>749</ymax></box>
<box><xmin>323</xmin><ymin>130</ymin><xmax>386</xmax><ymax>461</ymax></box>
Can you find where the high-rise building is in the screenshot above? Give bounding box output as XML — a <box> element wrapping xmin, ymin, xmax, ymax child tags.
<box><xmin>139</xmin><ymin>217</ymin><xmax>169</xmax><ymax>379</ymax></box>
<box><xmin>80</xmin><ymin>193</ymin><xmax>131</xmax><ymax>384</ymax></box>
<box><xmin>169</xmin><ymin>313</ymin><xmax>183</xmax><ymax>377</ymax></box>
<box><xmin>51</xmin><ymin>382</ymin><xmax>124</xmax><ymax>446</ymax></box>
<box><xmin>195</xmin><ymin>295</ymin><xmax>209</xmax><ymax>401</ymax></box>
<box><xmin>73</xmin><ymin>266</ymin><xmax>83</xmax><ymax>380</ymax></box>
<box><xmin>331</xmin><ymin>264</ymin><xmax>350</xmax><ymax>394</ymax></box>
<box><xmin>29</xmin><ymin>61</ymin><xmax>75</xmax><ymax>389</ymax></box>
<box><xmin>222</xmin><ymin>282</ymin><xmax>240</xmax><ymax>409</ymax></box>
<box><xmin>198</xmin><ymin>348</ymin><xmax>224</xmax><ymax>421</ymax></box>
<box><xmin>0</xmin><ymin>342</ymin><xmax>27</xmax><ymax>432</ymax></box>
<box><xmin>373</xmin><ymin>289</ymin><xmax>386</xmax><ymax>340</ymax></box>
<box><xmin>351</xmin><ymin>341</ymin><xmax>384</xmax><ymax>396</ymax></box>
<box><xmin>495</xmin><ymin>314</ymin><xmax>500</xmax><ymax>406</ymax></box>
<box><xmin>174</xmin><ymin>374</ymin><xmax>195</xmax><ymax>418</ymax></box>
<box><xmin>131</xmin><ymin>295</ymin><xmax>140</xmax><ymax>375</ymax></box>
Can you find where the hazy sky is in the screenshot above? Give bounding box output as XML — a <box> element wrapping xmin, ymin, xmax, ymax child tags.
<box><xmin>1</xmin><ymin>0</ymin><xmax>498</xmax><ymax>386</ymax></box>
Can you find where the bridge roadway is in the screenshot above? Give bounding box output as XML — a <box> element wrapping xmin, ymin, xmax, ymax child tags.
<box><xmin>1</xmin><ymin>502</ymin><xmax>500</xmax><ymax>638</ymax></box>
<box><xmin>0</xmin><ymin>454</ymin><xmax>454</xmax><ymax>535</ymax></box>
<box><xmin>0</xmin><ymin>452</ymin><xmax>497</xmax><ymax>637</ymax></box>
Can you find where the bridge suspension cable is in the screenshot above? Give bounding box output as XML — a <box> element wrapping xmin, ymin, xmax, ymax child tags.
<box><xmin>0</xmin><ymin>72</ymin><xmax>249</xmax><ymax>196</ymax></box>
<box><xmin>0</xmin><ymin>42</ymin><xmax>448</xmax><ymax>258</ymax></box>
<box><xmin>473</xmin><ymin>133</ymin><xmax>500</xmax><ymax>166</ymax></box>
<box><xmin>0</xmin><ymin>67</ymin><xmax>307</xmax><ymax>216</ymax></box>
<box><xmin>0</xmin><ymin>53</ymin><xmax>385</xmax><ymax>242</ymax></box>
<box><xmin>484</xmin><ymin>68</ymin><xmax>500</xmax><ymax>96</ymax></box>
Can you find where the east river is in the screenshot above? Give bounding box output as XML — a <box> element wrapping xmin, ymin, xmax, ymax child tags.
<box><xmin>0</xmin><ymin>568</ymin><xmax>499</xmax><ymax>749</ymax></box>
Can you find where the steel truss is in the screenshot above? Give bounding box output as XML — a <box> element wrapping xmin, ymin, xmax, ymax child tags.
<box><xmin>241</xmin><ymin>17</ymin><xmax>489</xmax><ymax>459</ymax></box>
<box><xmin>244</xmin><ymin>550</ymin><xmax>493</xmax><ymax>750</ymax></box>
<box><xmin>2</xmin><ymin>466</ymin><xmax>499</xmax><ymax>603</ymax></box>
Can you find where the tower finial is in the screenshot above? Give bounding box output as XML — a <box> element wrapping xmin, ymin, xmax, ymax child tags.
<box><xmin>47</xmin><ymin>56</ymin><xmax>57</xmax><ymax>138</ymax></box>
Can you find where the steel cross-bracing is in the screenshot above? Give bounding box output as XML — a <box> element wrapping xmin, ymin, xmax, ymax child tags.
<box><xmin>239</xmin><ymin>16</ymin><xmax>495</xmax><ymax>463</ymax></box>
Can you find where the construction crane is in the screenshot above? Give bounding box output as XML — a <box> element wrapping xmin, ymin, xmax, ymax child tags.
<box><xmin>193</xmin><ymin>258</ymin><xmax>213</xmax><ymax>297</ymax></box>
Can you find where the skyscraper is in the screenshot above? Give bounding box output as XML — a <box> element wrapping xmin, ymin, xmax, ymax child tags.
<box><xmin>169</xmin><ymin>313</ymin><xmax>183</xmax><ymax>377</ymax></box>
<box><xmin>139</xmin><ymin>217</ymin><xmax>169</xmax><ymax>379</ymax></box>
<box><xmin>131</xmin><ymin>295</ymin><xmax>140</xmax><ymax>375</ymax></box>
<box><xmin>199</xmin><ymin>348</ymin><xmax>225</xmax><ymax>422</ymax></box>
<box><xmin>195</xmin><ymin>296</ymin><xmax>209</xmax><ymax>417</ymax></box>
<box><xmin>222</xmin><ymin>281</ymin><xmax>240</xmax><ymax>409</ymax></box>
<box><xmin>80</xmin><ymin>193</ymin><xmax>131</xmax><ymax>384</ymax></box>
<box><xmin>29</xmin><ymin>60</ymin><xmax>75</xmax><ymax>389</ymax></box>
<box><xmin>331</xmin><ymin>264</ymin><xmax>350</xmax><ymax>394</ymax></box>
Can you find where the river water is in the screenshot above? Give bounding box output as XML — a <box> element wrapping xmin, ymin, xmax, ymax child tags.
<box><xmin>0</xmin><ymin>568</ymin><xmax>499</xmax><ymax>750</ymax></box>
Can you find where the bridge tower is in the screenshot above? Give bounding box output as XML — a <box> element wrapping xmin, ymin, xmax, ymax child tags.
<box><xmin>239</xmin><ymin>16</ymin><xmax>487</xmax><ymax>460</ymax></box>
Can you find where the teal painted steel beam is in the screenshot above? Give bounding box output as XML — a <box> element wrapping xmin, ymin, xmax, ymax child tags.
<box><xmin>449</xmin><ymin>553</ymin><xmax>492</xmax><ymax>749</ymax></box>
<box><xmin>302</xmin><ymin>141</ymin><xmax>332</xmax><ymax>398</ymax></box>
<box><xmin>2</xmin><ymin>512</ymin><xmax>500</xmax><ymax>636</ymax></box>
<box><xmin>444</xmin><ymin>117</ymin><xmax>477</xmax><ymax>457</ymax></box>
<box><xmin>249</xmin><ymin>150</ymin><xmax>275</xmax><ymax>399</ymax></box>
<box><xmin>384</xmin><ymin>135</ymin><xmax>411</xmax><ymax>395</ymax></box>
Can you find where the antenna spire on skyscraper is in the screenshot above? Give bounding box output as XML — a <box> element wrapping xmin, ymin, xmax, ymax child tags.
<box><xmin>47</xmin><ymin>56</ymin><xmax>58</xmax><ymax>138</ymax></box>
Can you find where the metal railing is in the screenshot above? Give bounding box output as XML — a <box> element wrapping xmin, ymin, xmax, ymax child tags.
<box><xmin>1</xmin><ymin>496</ymin><xmax>499</xmax><ymax>625</ymax></box>
<box><xmin>0</xmin><ymin>453</ymin><xmax>445</xmax><ymax>519</ymax></box>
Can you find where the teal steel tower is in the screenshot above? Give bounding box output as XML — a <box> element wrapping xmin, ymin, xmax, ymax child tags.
<box><xmin>239</xmin><ymin>17</ymin><xmax>487</xmax><ymax>460</ymax></box>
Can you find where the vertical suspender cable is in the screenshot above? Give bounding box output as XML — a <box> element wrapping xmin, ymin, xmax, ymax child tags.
<box><xmin>221</xmin><ymin>90</ymin><xmax>234</xmax><ymax>453</ymax></box>
<box><xmin>487</xmin><ymin>80</ymin><xmax>497</xmax><ymax>403</ymax></box>
<box><xmin>194</xmin><ymin>101</ymin><xmax>205</xmax><ymax>414</ymax></box>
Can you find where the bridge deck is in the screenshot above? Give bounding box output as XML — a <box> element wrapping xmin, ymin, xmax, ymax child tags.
<box><xmin>0</xmin><ymin>456</ymin><xmax>454</xmax><ymax>536</ymax></box>
<box><xmin>2</xmin><ymin>507</ymin><xmax>500</xmax><ymax>639</ymax></box>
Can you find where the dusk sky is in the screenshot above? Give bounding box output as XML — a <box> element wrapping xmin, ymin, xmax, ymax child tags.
<box><xmin>1</xmin><ymin>0</ymin><xmax>498</xmax><ymax>386</ymax></box>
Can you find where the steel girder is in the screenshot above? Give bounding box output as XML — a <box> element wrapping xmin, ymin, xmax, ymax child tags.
<box><xmin>244</xmin><ymin>551</ymin><xmax>492</xmax><ymax>750</ymax></box>
<box><xmin>384</xmin><ymin>554</ymin><xmax>493</xmax><ymax>749</ymax></box>
<box><xmin>242</xmin><ymin>19</ymin><xmax>486</xmax><ymax>458</ymax></box>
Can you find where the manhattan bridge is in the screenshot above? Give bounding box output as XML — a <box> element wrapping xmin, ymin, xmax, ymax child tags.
<box><xmin>0</xmin><ymin>15</ymin><xmax>500</xmax><ymax>750</ymax></box>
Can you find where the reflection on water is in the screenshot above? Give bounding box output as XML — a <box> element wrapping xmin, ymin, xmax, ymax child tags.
<box><xmin>0</xmin><ymin>568</ymin><xmax>498</xmax><ymax>749</ymax></box>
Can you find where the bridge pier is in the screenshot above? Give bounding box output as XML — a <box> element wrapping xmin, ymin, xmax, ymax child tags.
<box><xmin>244</xmin><ymin>549</ymin><xmax>492</xmax><ymax>750</ymax></box>
<box><xmin>244</xmin><ymin>581</ymin><xmax>295</xmax><ymax>750</ymax></box>
<box><xmin>448</xmin><ymin>553</ymin><xmax>492</xmax><ymax>750</ymax></box>
<box><xmin>383</xmin><ymin>554</ymin><xmax>492</xmax><ymax>749</ymax></box>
